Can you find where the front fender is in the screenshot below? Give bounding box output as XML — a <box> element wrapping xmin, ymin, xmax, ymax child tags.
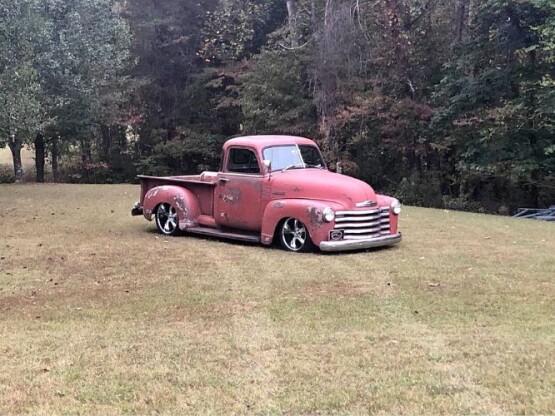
<box><xmin>376</xmin><ymin>194</ymin><xmax>399</xmax><ymax>234</ymax></box>
<box><xmin>143</xmin><ymin>185</ymin><xmax>200</xmax><ymax>230</ymax></box>
<box><xmin>260</xmin><ymin>199</ymin><xmax>341</xmax><ymax>246</ymax></box>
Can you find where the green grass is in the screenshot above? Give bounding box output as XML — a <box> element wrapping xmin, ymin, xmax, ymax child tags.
<box><xmin>0</xmin><ymin>184</ymin><xmax>554</xmax><ymax>414</ymax></box>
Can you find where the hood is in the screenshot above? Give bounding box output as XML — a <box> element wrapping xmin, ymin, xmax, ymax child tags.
<box><xmin>270</xmin><ymin>169</ymin><xmax>377</xmax><ymax>210</ymax></box>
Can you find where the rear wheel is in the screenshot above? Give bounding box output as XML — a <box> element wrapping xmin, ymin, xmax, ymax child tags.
<box><xmin>155</xmin><ymin>203</ymin><xmax>179</xmax><ymax>236</ymax></box>
<box><xmin>279</xmin><ymin>217</ymin><xmax>314</xmax><ymax>252</ymax></box>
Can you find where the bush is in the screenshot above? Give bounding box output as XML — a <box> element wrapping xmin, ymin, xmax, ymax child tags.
<box><xmin>442</xmin><ymin>196</ymin><xmax>485</xmax><ymax>213</ymax></box>
<box><xmin>22</xmin><ymin>167</ymin><xmax>37</xmax><ymax>183</ymax></box>
<box><xmin>394</xmin><ymin>173</ymin><xmax>444</xmax><ymax>208</ymax></box>
<box><xmin>133</xmin><ymin>156</ymin><xmax>172</xmax><ymax>178</ymax></box>
<box><xmin>0</xmin><ymin>165</ymin><xmax>15</xmax><ymax>183</ymax></box>
<box><xmin>135</xmin><ymin>132</ymin><xmax>226</xmax><ymax>177</ymax></box>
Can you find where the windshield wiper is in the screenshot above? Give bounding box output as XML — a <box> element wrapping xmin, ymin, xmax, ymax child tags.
<box><xmin>282</xmin><ymin>163</ymin><xmax>306</xmax><ymax>172</ymax></box>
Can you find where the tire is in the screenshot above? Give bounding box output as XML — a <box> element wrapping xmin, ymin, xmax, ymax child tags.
<box><xmin>155</xmin><ymin>203</ymin><xmax>180</xmax><ymax>236</ymax></box>
<box><xmin>279</xmin><ymin>217</ymin><xmax>314</xmax><ymax>252</ymax></box>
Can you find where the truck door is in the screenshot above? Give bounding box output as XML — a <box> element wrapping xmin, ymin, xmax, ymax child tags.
<box><xmin>214</xmin><ymin>147</ymin><xmax>263</xmax><ymax>231</ymax></box>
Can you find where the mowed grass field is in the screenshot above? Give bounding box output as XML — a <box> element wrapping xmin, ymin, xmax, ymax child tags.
<box><xmin>0</xmin><ymin>184</ymin><xmax>553</xmax><ymax>414</ymax></box>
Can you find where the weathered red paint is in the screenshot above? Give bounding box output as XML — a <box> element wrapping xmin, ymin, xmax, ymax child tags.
<box><xmin>143</xmin><ymin>185</ymin><xmax>201</xmax><ymax>229</ymax></box>
<box><xmin>133</xmin><ymin>135</ymin><xmax>402</xmax><ymax>252</ymax></box>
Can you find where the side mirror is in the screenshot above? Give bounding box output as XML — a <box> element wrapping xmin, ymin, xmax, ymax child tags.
<box><xmin>263</xmin><ymin>159</ymin><xmax>271</xmax><ymax>173</ymax></box>
<box><xmin>263</xmin><ymin>160</ymin><xmax>272</xmax><ymax>180</ymax></box>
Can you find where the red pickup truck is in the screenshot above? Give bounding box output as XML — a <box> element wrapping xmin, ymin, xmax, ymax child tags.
<box><xmin>131</xmin><ymin>135</ymin><xmax>402</xmax><ymax>252</ymax></box>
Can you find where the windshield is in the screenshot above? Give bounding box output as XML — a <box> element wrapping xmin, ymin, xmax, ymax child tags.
<box><xmin>263</xmin><ymin>145</ymin><xmax>325</xmax><ymax>172</ymax></box>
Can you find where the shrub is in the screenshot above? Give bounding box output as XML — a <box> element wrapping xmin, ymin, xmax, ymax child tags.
<box><xmin>394</xmin><ymin>173</ymin><xmax>444</xmax><ymax>207</ymax></box>
<box><xmin>0</xmin><ymin>165</ymin><xmax>15</xmax><ymax>183</ymax></box>
<box><xmin>442</xmin><ymin>196</ymin><xmax>485</xmax><ymax>213</ymax></box>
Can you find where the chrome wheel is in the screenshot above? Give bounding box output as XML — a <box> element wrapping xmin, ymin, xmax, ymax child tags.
<box><xmin>279</xmin><ymin>217</ymin><xmax>313</xmax><ymax>252</ymax></box>
<box><xmin>155</xmin><ymin>203</ymin><xmax>179</xmax><ymax>236</ymax></box>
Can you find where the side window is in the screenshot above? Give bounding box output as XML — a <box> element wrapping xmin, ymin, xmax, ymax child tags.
<box><xmin>227</xmin><ymin>148</ymin><xmax>260</xmax><ymax>174</ymax></box>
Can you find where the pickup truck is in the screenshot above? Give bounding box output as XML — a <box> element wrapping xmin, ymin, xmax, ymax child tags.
<box><xmin>131</xmin><ymin>135</ymin><xmax>402</xmax><ymax>252</ymax></box>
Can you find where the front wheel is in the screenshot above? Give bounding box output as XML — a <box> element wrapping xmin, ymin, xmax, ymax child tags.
<box><xmin>155</xmin><ymin>203</ymin><xmax>179</xmax><ymax>236</ymax></box>
<box><xmin>279</xmin><ymin>217</ymin><xmax>314</xmax><ymax>252</ymax></box>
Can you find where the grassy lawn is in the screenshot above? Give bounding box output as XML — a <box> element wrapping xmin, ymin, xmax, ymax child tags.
<box><xmin>0</xmin><ymin>184</ymin><xmax>553</xmax><ymax>414</ymax></box>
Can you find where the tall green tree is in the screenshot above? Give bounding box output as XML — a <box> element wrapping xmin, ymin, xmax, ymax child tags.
<box><xmin>0</xmin><ymin>0</ymin><xmax>45</xmax><ymax>182</ymax></box>
<box><xmin>0</xmin><ymin>0</ymin><xmax>132</xmax><ymax>182</ymax></box>
<box><xmin>434</xmin><ymin>0</ymin><xmax>555</xmax><ymax>207</ymax></box>
<box><xmin>37</xmin><ymin>0</ymin><xmax>132</xmax><ymax>181</ymax></box>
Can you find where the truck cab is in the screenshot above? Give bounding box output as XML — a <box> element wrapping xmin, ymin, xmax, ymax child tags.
<box><xmin>132</xmin><ymin>135</ymin><xmax>402</xmax><ymax>252</ymax></box>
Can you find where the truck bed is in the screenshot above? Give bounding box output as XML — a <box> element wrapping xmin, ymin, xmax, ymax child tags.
<box><xmin>138</xmin><ymin>173</ymin><xmax>217</xmax><ymax>216</ymax></box>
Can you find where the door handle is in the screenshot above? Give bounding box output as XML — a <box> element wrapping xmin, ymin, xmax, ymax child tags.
<box><xmin>219</xmin><ymin>177</ymin><xmax>229</xmax><ymax>183</ymax></box>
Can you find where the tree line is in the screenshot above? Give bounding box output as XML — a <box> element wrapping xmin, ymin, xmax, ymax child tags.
<box><xmin>1</xmin><ymin>0</ymin><xmax>554</xmax><ymax>212</ymax></box>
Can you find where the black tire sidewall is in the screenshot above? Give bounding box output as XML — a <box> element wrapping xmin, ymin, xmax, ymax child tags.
<box><xmin>155</xmin><ymin>203</ymin><xmax>179</xmax><ymax>236</ymax></box>
<box><xmin>279</xmin><ymin>218</ymin><xmax>313</xmax><ymax>252</ymax></box>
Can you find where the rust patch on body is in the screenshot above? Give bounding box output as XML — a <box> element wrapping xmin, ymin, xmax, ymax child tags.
<box><xmin>221</xmin><ymin>188</ymin><xmax>241</xmax><ymax>205</ymax></box>
<box><xmin>172</xmin><ymin>195</ymin><xmax>198</xmax><ymax>228</ymax></box>
<box><xmin>172</xmin><ymin>194</ymin><xmax>187</xmax><ymax>213</ymax></box>
<box><xmin>262</xmin><ymin>186</ymin><xmax>271</xmax><ymax>200</ymax></box>
<box><xmin>306</xmin><ymin>207</ymin><xmax>324</xmax><ymax>227</ymax></box>
<box><xmin>274</xmin><ymin>201</ymin><xmax>286</xmax><ymax>208</ymax></box>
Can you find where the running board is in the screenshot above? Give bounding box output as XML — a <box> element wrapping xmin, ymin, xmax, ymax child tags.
<box><xmin>186</xmin><ymin>226</ymin><xmax>260</xmax><ymax>243</ymax></box>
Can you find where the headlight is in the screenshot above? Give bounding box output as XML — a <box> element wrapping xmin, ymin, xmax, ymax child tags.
<box><xmin>390</xmin><ymin>199</ymin><xmax>402</xmax><ymax>215</ymax></box>
<box><xmin>323</xmin><ymin>207</ymin><xmax>335</xmax><ymax>222</ymax></box>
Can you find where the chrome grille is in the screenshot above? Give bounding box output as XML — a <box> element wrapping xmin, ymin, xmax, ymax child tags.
<box><xmin>334</xmin><ymin>207</ymin><xmax>391</xmax><ymax>240</ymax></box>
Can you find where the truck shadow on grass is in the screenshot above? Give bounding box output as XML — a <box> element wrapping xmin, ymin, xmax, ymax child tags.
<box><xmin>144</xmin><ymin>227</ymin><xmax>400</xmax><ymax>256</ymax></box>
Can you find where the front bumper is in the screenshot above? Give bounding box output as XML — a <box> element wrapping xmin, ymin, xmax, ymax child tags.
<box><xmin>319</xmin><ymin>233</ymin><xmax>402</xmax><ymax>252</ymax></box>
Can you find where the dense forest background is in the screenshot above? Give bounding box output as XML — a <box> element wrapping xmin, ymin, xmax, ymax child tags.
<box><xmin>1</xmin><ymin>0</ymin><xmax>554</xmax><ymax>213</ymax></box>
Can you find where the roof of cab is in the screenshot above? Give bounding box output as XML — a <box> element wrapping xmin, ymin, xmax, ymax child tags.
<box><xmin>223</xmin><ymin>135</ymin><xmax>317</xmax><ymax>152</ymax></box>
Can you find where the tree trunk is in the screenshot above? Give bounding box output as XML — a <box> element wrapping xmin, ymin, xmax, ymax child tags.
<box><xmin>311</xmin><ymin>0</ymin><xmax>317</xmax><ymax>33</ymax></box>
<box><xmin>286</xmin><ymin>0</ymin><xmax>300</xmax><ymax>47</ymax></box>
<box><xmin>455</xmin><ymin>0</ymin><xmax>470</xmax><ymax>44</ymax></box>
<box><xmin>383</xmin><ymin>0</ymin><xmax>412</xmax><ymax>96</ymax></box>
<box><xmin>35</xmin><ymin>133</ymin><xmax>45</xmax><ymax>183</ymax></box>
<box><xmin>8</xmin><ymin>137</ymin><xmax>24</xmax><ymax>183</ymax></box>
<box><xmin>117</xmin><ymin>125</ymin><xmax>128</xmax><ymax>151</ymax></box>
<box><xmin>101</xmin><ymin>124</ymin><xmax>112</xmax><ymax>160</ymax></box>
<box><xmin>81</xmin><ymin>138</ymin><xmax>92</xmax><ymax>162</ymax></box>
<box><xmin>51</xmin><ymin>137</ymin><xmax>59</xmax><ymax>182</ymax></box>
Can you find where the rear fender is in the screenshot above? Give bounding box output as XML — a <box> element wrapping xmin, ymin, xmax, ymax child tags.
<box><xmin>260</xmin><ymin>199</ymin><xmax>339</xmax><ymax>246</ymax></box>
<box><xmin>143</xmin><ymin>185</ymin><xmax>200</xmax><ymax>230</ymax></box>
